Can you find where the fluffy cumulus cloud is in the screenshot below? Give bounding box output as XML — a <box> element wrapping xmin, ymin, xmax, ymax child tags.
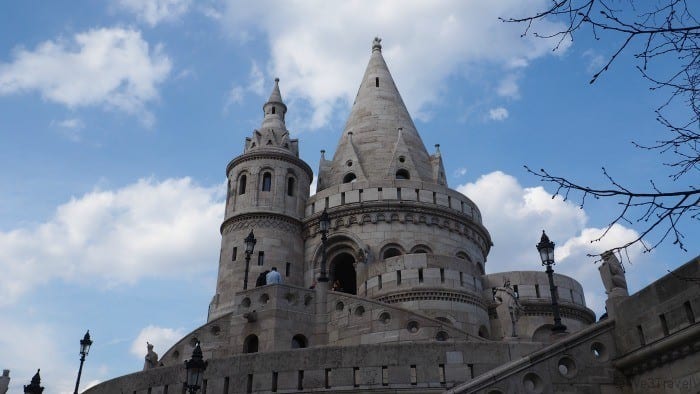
<box><xmin>488</xmin><ymin>107</ymin><xmax>509</xmax><ymax>121</ymax></box>
<box><xmin>457</xmin><ymin>171</ymin><xmax>642</xmax><ymax>314</ymax></box>
<box><xmin>0</xmin><ymin>28</ymin><xmax>171</xmax><ymax>125</ymax></box>
<box><xmin>0</xmin><ymin>177</ymin><xmax>223</xmax><ymax>305</ymax></box>
<box><xmin>215</xmin><ymin>0</ymin><xmax>568</xmax><ymax>128</ymax></box>
<box><xmin>118</xmin><ymin>0</ymin><xmax>192</xmax><ymax>26</ymax></box>
<box><xmin>130</xmin><ymin>325</ymin><xmax>186</xmax><ymax>358</ymax></box>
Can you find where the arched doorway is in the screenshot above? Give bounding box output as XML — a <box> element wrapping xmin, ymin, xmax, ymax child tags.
<box><xmin>330</xmin><ymin>252</ymin><xmax>357</xmax><ymax>294</ymax></box>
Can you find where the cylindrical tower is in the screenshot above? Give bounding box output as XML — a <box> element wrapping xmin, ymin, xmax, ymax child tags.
<box><xmin>209</xmin><ymin>79</ymin><xmax>313</xmax><ymax>321</ymax></box>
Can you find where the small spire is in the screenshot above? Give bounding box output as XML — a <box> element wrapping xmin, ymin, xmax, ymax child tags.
<box><xmin>434</xmin><ymin>144</ymin><xmax>441</xmax><ymax>154</ymax></box>
<box><xmin>267</xmin><ymin>78</ymin><xmax>283</xmax><ymax>104</ymax></box>
<box><xmin>372</xmin><ymin>37</ymin><xmax>382</xmax><ymax>52</ymax></box>
<box><xmin>320</xmin><ymin>149</ymin><xmax>326</xmax><ymax>159</ymax></box>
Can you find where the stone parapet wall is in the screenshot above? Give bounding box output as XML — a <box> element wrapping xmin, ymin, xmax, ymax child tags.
<box><xmin>85</xmin><ymin>342</ymin><xmax>544</xmax><ymax>394</ymax></box>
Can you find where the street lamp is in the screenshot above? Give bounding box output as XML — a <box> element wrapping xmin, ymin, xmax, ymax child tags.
<box><xmin>73</xmin><ymin>330</ymin><xmax>92</xmax><ymax>394</ymax></box>
<box><xmin>318</xmin><ymin>209</ymin><xmax>330</xmax><ymax>282</ymax></box>
<box><xmin>536</xmin><ymin>230</ymin><xmax>567</xmax><ymax>333</ymax></box>
<box><xmin>184</xmin><ymin>342</ymin><xmax>208</xmax><ymax>394</ymax></box>
<box><xmin>24</xmin><ymin>369</ymin><xmax>44</xmax><ymax>394</ymax></box>
<box><xmin>243</xmin><ymin>230</ymin><xmax>257</xmax><ymax>290</ymax></box>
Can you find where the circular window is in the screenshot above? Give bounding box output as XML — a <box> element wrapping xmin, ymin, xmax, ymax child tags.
<box><xmin>379</xmin><ymin>312</ymin><xmax>391</xmax><ymax>324</ymax></box>
<box><xmin>407</xmin><ymin>321</ymin><xmax>420</xmax><ymax>333</ymax></box>
<box><xmin>346</xmin><ymin>160</ymin><xmax>353</xmax><ymax>167</ymax></box>
<box><xmin>335</xmin><ymin>301</ymin><xmax>345</xmax><ymax>311</ymax></box>
<box><xmin>189</xmin><ymin>337</ymin><xmax>199</xmax><ymax>347</ymax></box>
<box><xmin>355</xmin><ymin>305</ymin><xmax>365</xmax><ymax>316</ymax></box>
<box><xmin>522</xmin><ymin>372</ymin><xmax>543</xmax><ymax>394</ymax></box>
<box><xmin>557</xmin><ymin>356</ymin><xmax>577</xmax><ymax>378</ymax></box>
<box><xmin>241</xmin><ymin>297</ymin><xmax>251</xmax><ymax>308</ymax></box>
<box><xmin>398</xmin><ymin>156</ymin><xmax>405</xmax><ymax>163</ymax></box>
<box><xmin>590</xmin><ymin>342</ymin><xmax>609</xmax><ymax>361</ymax></box>
<box><xmin>284</xmin><ymin>292</ymin><xmax>297</xmax><ymax>304</ymax></box>
<box><xmin>436</xmin><ymin>331</ymin><xmax>449</xmax><ymax>341</ymax></box>
<box><xmin>172</xmin><ymin>350</ymin><xmax>180</xmax><ymax>358</ymax></box>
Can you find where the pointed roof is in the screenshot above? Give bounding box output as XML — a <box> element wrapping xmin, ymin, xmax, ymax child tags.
<box><xmin>322</xmin><ymin>38</ymin><xmax>433</xmax><ymax>188</ymax></box>
<box><xmin>244</xmin><ymin>78</ymin><xmax>298</xmax><ymax>156</ymax></box>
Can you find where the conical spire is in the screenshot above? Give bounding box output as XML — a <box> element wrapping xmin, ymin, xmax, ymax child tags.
<box><xmin>245</xmin><ymin>78</ymin><xmax>299</xmax><ymax>156</ymax></box>
<box><xmin>320</xmin><ymin>38</ymin><xmax>434</xmax><ymax>189</ymax></box>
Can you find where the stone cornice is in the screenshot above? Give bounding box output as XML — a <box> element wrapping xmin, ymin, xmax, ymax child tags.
<box><xmin>376</xmin><ymin>288</ymin><xmax>489</xmax><ymax>310</ymax></box>
<box><xmin>226</xmin><ymin>150</ymin><xmax>313</xmax><ymax>179</ymax></box>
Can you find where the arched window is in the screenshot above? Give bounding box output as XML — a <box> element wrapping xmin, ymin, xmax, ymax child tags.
<box><xmin>395</xmin><ymin>169</ymin><xmax>410</xmax><ymax>180</ymax></box>
<box><xmin>343</xmin><ymin>173</ymin><xmax>357</xmax><ymax>183</ymax></box>
<box><xmin>291</xmin><ymin>334</ymin><xmax>307</xmax><ymax>349</ymax></box>
<box><xmin>287</xmin><ymin>177</ymin><xmax>295</xmax><ymax>196</ymax></box>
<box><xmin>382</xmin><ymin>248</ymin><xmax>402</xmax><ymax>259</ymax></box>
<box><xmin>239</xmin><ymin>174</ymin><xmax>247</xmax><ymax>195</ymax></box>
<box><xmin>262</xmin><ymin>172</ymin><xmax>272</xmax><ymax>191</ymax></box>
<box><xmin>271</xmin><ymin>106</ymin><xmax>276</xmax><ymax>114</ymax></box>
<box><xmin>243</xmin><ymin>334</ymin><xmax>259</xmax><ymax>353</ymax></box>
<box><xmin>456</xmin><ymin>252</ymin><xmax>471</xmax><ymax>262</ymax></box>
<box><xmin>410</xmin><ymin>245</ymin><xmax>432</xmax><ymax>254</ymax></box>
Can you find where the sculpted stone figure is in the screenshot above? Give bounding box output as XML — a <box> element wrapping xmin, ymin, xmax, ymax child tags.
<box><xmin>144</xmin><ymin>342</ymin><xmax>159</xmax><ymax>370</ymax></box>
<box><xmin>599</xmin><ymin>251</ymin><xmax>629</xmax><ymax>297</ymax></box>
<box><xmin>493</xmin><ymin>279</ymin><xmax>521</xmax><ymax>338</ymax></box>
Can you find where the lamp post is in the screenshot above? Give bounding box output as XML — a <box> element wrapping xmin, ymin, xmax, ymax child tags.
<box><xmin>73</xmin><ymin>330</ymin><xmax>92</xmax><ymax>394</ymax></box>
<box><xmin>536</xmin><ymin>230</ymin><xmax>567</xmax><ymax>333</ymax></box>
<box><xmin>24</xmin><ymin>369</ymin><xmax>44</xmax><ymax>394</ymax></box>
<box><xmin>184</xmin><ymin>342</ymin><xmax>208</xmax><ymax>394</ymax></box>
<box><xmin>318</xmin><ymin>209</ymin><xmax>330</xmax><ymax>282</ymax></box>
<box><xmin>242</xmin><ymin>230</ymin><xmax>257</xmax><ymax>290</ymax></box>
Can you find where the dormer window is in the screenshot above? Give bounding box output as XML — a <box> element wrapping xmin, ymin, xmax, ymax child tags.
<box><xmin>343</xmin><ymin>173</ymin><xmax>357</xmax><ymax>183</ymax></box>
<box><xmin>396</xmin><ymin>169</ymin><xmax>410</xmax><ymax>180</ymax></box>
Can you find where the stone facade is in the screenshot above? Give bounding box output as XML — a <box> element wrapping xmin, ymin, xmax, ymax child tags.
<box><xmin>86</xmin><ymin>39</ymin><xmax>700</xmax><ymax>394</ymax></box>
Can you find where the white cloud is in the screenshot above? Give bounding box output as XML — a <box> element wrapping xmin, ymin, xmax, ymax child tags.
<box><xmin>130</xmin><ymin>325</ymin><xmax>186</xmax><ymax>358</ymax></box>
<box><xmin>51</xmin><ymin>117</ymin><xmax>85</xmax><ymax>141</ymax></box>
<box><xmin>454</xmin><ymin>167</ymin><xmax>468</xmax><ymax>177</ymax></box>
<box><xmin>0</xmin><ymin>177</ymin><xmax>223</xmax><ymax>305</ymax></box>
<box><xmin>582</xmin><ymin>49</ymin><xmax>606</xmax><ymax>74</ymax></box>
<box><xmin>496</xmin><ymin>73</ymin><xmax>520</xmax><ymax>98</ymax></box>
<box><xmin>0</xmin><ymin>28</ymin><xmax>171</xmax><ymax>125</ymax></box>
<box><xmin>118</xmin><ymin>0</ymin><xmax>192</xmax><ymax>26</ymax></box>
<box><xmin>224</xmin><ymin>61</ymin><xmax>267</xmax><ymax>111</ymax></box>
<box><xmin>217</xmin><ymin>0</ymin><xmax>568</xmax><ymax>128</ymax></box>
<box><xmin>488</xmin><ymin>107</ymin><xmax>509</xmax><ymax>121</ymax></box>
<box><xmin>457</xmin><ymin>171</ymin><xmax>641</xmax><ymax>315</ymax></box>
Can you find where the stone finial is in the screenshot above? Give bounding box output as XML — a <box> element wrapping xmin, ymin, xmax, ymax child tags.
<box><xmin>372</xmin><ymin>37</ymin><xmax>382</xmax><ymax>52</ymax></box>
<box><xmin>434</xmin><ymin>144</ymin><xmax>441</xmax><ymax>154</ymax></box>
<box><xmin>320</xmin><ymin>149</ymin><xmax>326</xmax><ymax>159</ymax></box>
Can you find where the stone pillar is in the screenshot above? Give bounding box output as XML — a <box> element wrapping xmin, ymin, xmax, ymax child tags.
<box><xmin>314</xmin><ymin>280</ymin><xmax>329</xmax><ymax>345</ymax></box>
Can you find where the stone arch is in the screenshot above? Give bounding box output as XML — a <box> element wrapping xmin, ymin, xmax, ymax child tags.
<box><xmin>343</xmin><ymin>172</ymin><xmax>357</xmax><ymax>183</ymax></box>
<box><xmin>243</xmin><ymin>334</ymin><xmax>259</xmax><ymax>353</ymax></box>
<box><xmin>236</xmin><ymin>171</ymin><xmax>249</xmax><ymax>195</ymax></box>
<box><xmin>258</xmin><ymin>167</ymin><xmax>275</xmax><ymax>192</ymax></box>
<box><xmin>410</xmin><ymin>244</ymin><xmax>432</xmax><ymax>254</ymax></box>
<box><xmin>330</xmin><ymin>252</ymin><xmax>357</xmax><ymax>294</ymax></box>
<box><xmin>532</xmin><ymin>324</ymin><xmax>554</xmax><ymax>342</ymax></box>
<box><xmin>291</xmin><ymin>334</ymin><xmax>308</xmax><ymax>349</ymax></box>
<box><xmin>478</xmin><ymin>325</ymin><xmax>490</xmax><ymax>339</ymax></box>
<box><xmin>455</xmin><ymin>251</ymin><xmax>472</xmax><ymax>262</ymax></box>
<box><xmin>380</xmin><ymin>242</ymin><xmax>405</xmax><ymax>260</ymax></box>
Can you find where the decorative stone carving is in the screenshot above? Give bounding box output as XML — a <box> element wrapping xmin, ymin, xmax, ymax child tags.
<box><xmin>143</xmin><ymin>342</ymin><xmax>159</xmax><ymax>370</ymax></box>
<box><xmin>599</xmin><ymin>250</ymin><xmax>629</xmax><ymax>298</ymax></box>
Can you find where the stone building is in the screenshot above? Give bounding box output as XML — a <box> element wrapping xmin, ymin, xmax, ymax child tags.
<box><xmin>86</xmin><ymin>39</ymin><xmax>699</xmax><ymax>394</ymax></box>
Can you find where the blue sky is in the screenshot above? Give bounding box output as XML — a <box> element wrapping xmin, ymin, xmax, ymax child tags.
<box><xmin>1</xmin><ymin>1</ymin><xmax>697</xmax><ymax>392</ymax></box>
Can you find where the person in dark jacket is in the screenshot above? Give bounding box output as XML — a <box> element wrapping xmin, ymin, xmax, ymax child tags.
<box><xmin>256</xmin><ymin>270</ymin><xmax>269</xmax><ymax>287</ymax></box>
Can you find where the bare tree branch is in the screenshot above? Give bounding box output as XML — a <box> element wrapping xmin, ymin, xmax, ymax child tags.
<box><xmin>507</xmin><ymin>1</ymin><xmax>700</xmax><ymax>259</ymax></box>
